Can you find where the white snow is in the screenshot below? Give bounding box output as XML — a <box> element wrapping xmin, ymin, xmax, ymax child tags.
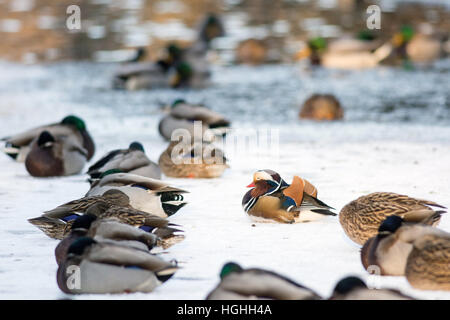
<box><xmin>0</xmin><ymin>61</ymin><xmax>449</xmax><ymax>299</ymax></box>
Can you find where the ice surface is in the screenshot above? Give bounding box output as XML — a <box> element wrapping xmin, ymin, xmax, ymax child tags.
<box><xmin>0</xmin><ymin>60</ymin><xmax>449</xmax><ymax>299</ymax></box>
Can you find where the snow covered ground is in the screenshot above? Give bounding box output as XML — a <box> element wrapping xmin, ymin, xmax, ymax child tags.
<box><xmin>0</xmin><ymin>60</ymin><xmax>449</xmax><ymax>299</ymax></box>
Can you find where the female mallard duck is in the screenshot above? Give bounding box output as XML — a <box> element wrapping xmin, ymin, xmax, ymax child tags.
<box><xmin>86</xmin><ymin>171</ymin><xmax>188</xmax><ymax>217</ymax></box>
<box><xmin>330</xmin><ymin>276</ymin><xmax>414</xmax><ymax>300</ymax></box>
<box><xmin>206</xmin><ymin>262</ymin><xmax>321</xmax><ymax>300</ymax></box>
<box><xmin>1</xmin><ymin>115</ymin><xmax>95</xmax><ymax>162</ymax></box>
<box><xmin>158</xmin><ymin>99</ymin><xmax>230</xmax><ymax>141</ymax></box>
<box><xmin>25</xmin><ymin>131</ymin><xmax>88</xmax><ymax>177</ymax></box>
<box><xmin>403</xmin><ymin>228</ymin><xmax>450</xmax><ymax>290</ymax></box>
<box><xmin>57</xmin><ymin>237</ymin><xmax>177</xmax><ymax>294</ymax></box>
<box><xmin>299</xmin><ymin>94</ymin><xmax>343</xmax><ymax>121</ymax></box>
<box><xmin>158</xmin><ymin>140</ymin><xmax>229</xmax><ymax>178</ymax></box>
<box><xmin>55</xmin><ymin>214</ymin><xmax>159</xmax><ymax>265</ymax></box>
<box><xmin>296</xmin><ymin>35</ymin><xmax>392</xmax><ymax>69</ymax></box>
<box><xmin>29</xmin><ymin>190</ymin><xmax>182</xmax><ymax>240</ymax></box>
<box><xmin>339</xmin><ymin>192</ymin><xmax>446</xmax><ymax>245</ymax></box>
<box><xmin>242</xmin><ymin>169</ymin><xmax>336</xmax><ymax>223</ymax></box>
<box><xmin>361</xmin><ymin>213</ymin><xmax>444</xmax><ymax>276</ymax></box>
<box><xmin>87</xmin><ymin>142</ymin><xmax>161</xmax><ymax>181</ymax></box>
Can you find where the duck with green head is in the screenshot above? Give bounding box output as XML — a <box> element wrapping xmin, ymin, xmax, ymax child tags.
<box><xmin>87</xmin><ymin>141</ymin><xmax>161</xmax><ymax>181</ymax></box>
<box><xmin>1</xmin><ymin>115</ymin><xmax>95</xmax><ymax>162</ymax></box>
<box><xmin>206</xmin><ymin>262</ymin><xmax>321</xmax><ymax>300</ymax></box>
<box><xmin>57</xmin><ymin>237</ymin><xmax>177</xmax><ymax>294</ymax></box>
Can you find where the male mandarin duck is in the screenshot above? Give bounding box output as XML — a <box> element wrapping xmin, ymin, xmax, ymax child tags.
<box><xmin>242</xmin><ymin>169</ymin><xmax>336</xmax><ymax>223</ymax></box>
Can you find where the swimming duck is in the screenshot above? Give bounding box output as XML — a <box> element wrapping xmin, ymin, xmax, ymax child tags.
<box><xmin>1</xmin><ymin>115</ymin><xmax>95</xmax><ymax>162</ymax></box>
<box><xmin>158</xmin><ymin>99</ymin><xmax>230</xmax><ymax>141</ymax></box>
<box><xmin>236</xmin><ymin>39</ymin><xmax>268</xmax><ymax>65</ymax></box>
<box><xmin>339</xmin><ymin>192</ymin><xmax>446</xmax><ymax>245</ymax></box>
<box><xmin>54</xmin><ymin>214</ymin><xmax>159</xmax><ymax>265</ymax></box>
<box><xmin>296</xmin><ymin>35</ymin><xmax>392</xmax><ymax>69</ymax></box>
<box><xmin>86</xmin><ymin>172</ymin><xmax>188</xmax><ymax>217</ymax></box>
<box><xmin>206</xmin><ymin>262</ymin><xmax>321</xmax><ymax>300</ymax></box>
<box><xmin>25</xmin><ymin>131</ymin><xmax>88</xmax><ymax>177</ymax></box>
<box><xmin>87</xmin><ymin>142</ymin><xmax>161</xmax><ymax>181</ymax></box>
<box><xmin>330</xmin><ymin>276</ymin><xmax>414</xmax><ymax>300</ymax></box>
<box><xmin>396</xmin><ymin>225</ymin><xmax>450</xmax><ymax>290</ymax></box>
<box><xmin>299</xmin><ymin>94</ymin><xmax>344</xmax><ymax>121</ymax></box>
<box><xmin>158</xmin><ymin>140</ymin><xmax>229</xmax><ymax>178</ymax></box>
<box><xmin>360</xmin><ymin>213</ymin><xmax>444</xmax><ymax>276</ymax></box>
<box><xmin>57</xmin><ymin>237</ymin><xmax>177</xmax><ymax>294</ymax></box>
<box><xmin>242</xmin><ymin>169</ymin><xmax>336</xmax><ymax>223</ymax></box>
<box><xmin>30</xmin><ymin>190</ymin><xmax>182</xmax><ymax>239</ymax></box>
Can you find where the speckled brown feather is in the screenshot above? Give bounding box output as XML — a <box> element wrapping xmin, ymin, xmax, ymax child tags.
<box><xmin>339</xmin><ymin>192</ymin><xmax>446</xmax><ymax>245</ymax></box>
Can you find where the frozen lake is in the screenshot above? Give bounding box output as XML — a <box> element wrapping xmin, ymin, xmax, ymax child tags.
<box><xmin>0</xmin><ymin>60</ymin><xmax>449</xmax><ymax>299</ymax></box>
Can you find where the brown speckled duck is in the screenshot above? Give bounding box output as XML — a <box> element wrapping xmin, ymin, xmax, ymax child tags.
<box><xmin>339</xmin><ymin>192</ymin><xmax>446</xmax><ymax>245</ymax></box>
<box><xmin>158</xmin><ymin>140</ymin><xmax>229</xmax><ymax>178</ymax></box>
<box><xmin>242</xmin><ymin>169</ymin><xmax>336</xmax><ymax>223</ymax></box>
<box><xmin>299</xmin><ymin>94</ymin><xmax>343</xmax><ymax>121</ymax></box>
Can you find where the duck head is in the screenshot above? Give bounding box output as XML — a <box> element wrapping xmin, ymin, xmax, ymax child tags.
<box><xmin>129</xmin><ymin>141</ymin><xmax>144</xmax><ymax>152</ymax></box>
<box><xmin>377</xmin><ymin>215</ymin><xmax>404</xmax><ymax>238</ymax></box>
<box><xmin>220</xmin><ymin>262</ymin><xmax>243</xmax><ymax>279</ymax></box>
<box><xmin>67</xmin><ymin>237</ymin><xmax>97</xmax><ymax>256</ymax></box>
<box><xmin>296</xmin><ymin>37</ymin><xmax>326</xmax><ymax>64</ymax></box>
<box><xmin>71</xmin><ymin>214</ymin><xmax>97</xmax><ymax>232</ymax></box>
<box><xmin>37</xmin><ymin>130</ymin><xmax>55</xmax><ymax>148</ymax></box>
<box><xmin>247</xmin><ymin>169</ymin><xmax>286</xmax><ymax>189</ymax></box>
<box><xmin>199</xmin><ymin>13</ymin><xmax>225</xmax><ymax>44</ymax></box>
<box><xmin>332</xmin><ymin>276</ymin><xmax>367</xmax><ymax>296</ymax></box>
<box><xmin>61</xmin><ymin>115</ymin><xmax>87</xmax><ymax>131</ymax></box>
<box><xmin>171</xmin><ymin>62</ymin><xmax>193</xmax><ymax>88</ymax></box>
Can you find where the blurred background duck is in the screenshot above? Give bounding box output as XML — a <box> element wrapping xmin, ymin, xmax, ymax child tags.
<box><xmin>87</xmin><ymin>141</ymin><xmax>161</xmax><ymax>181</ymax></box>
<box><xmin>360</xmin><ymin>213</ymin><xmax>444</xmax><ymax>276</ymax></box>
<box><xmin>1</xmin><ymin>115</ymin><xmax>95</xmax><ymax>162</ymax></box>
<box><xmin>158</xmin><ymin>140</ymin><xmax>229</xmax><ymax>178</ymax></box>
<box><xmin>242</xmin><ymin>169</ymin><xmax>336</xmax><ymax>223</ymax></box>
<box><xmin>405</xmin><ymin>231</ymin><xmax>450</xmax><ymax>291</ymax></box>
<box><xmin>296</xmin><ymin>33</ymin><xmax>392</xmax><ymax>69</ymax></box>
<box><xmin>57</xmin><ymin>237</ymin><xmax>177</xmax><ymax>294</ymax></box>
<box><xmin>339</xmin><ymin>192</ymin><xmax>446</xmax><ymax>245</ymax></box>
<box><xmin>299</xmin><ymin>94</ymin><xmax>344</xmax><ymax>121</ymax></box>
<box><xmin>206</xmin><ymin>262</ymin><xmax>321</xmax><ymax>300</ymax></box>
<box><xmin>86</xmin><ymin>171</ymin><xmax>188</xmax><ymax>217</ymax></box>
<box><xmin>329</xmin><ymin>276</ymin><xmax>414</xmax><ymax>300</ymax></box>
<box><xmin>158</xmin><ymin>99</ymin><xmax>230</xmax><ymax>141</ymax></box>
<box><xmin>25</xmin><ymin>130</ymin><xmax>88</xmax><ymax>177</ymax></box>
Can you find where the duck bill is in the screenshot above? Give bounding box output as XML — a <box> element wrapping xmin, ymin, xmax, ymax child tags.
<box><xmin>246</xmin><ymin>182</ymin><xmax>255</xmax><ymax>188</ymax></box>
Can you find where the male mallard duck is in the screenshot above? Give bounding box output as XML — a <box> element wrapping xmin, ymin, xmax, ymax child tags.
<box><xmin>361</xmin><ymin>213</ymin><xmax>444</xmax><ymax>276</ymax></box>
<box><xmin>330</xmin><ymin>276</ymin><xmax>414</xmax><ymax>300</ymax></box>
<box><xmin>54</xmin><ymin>214</ymin><xmax>159</xmax><ymax>265</ymax></box>
<box><xmin>242</xmin><ymin>169</ymin><xmax>336</xmax><ymax>223</ymax></box>
<box><xmin>158</xmin><ymin>99</ymin><xmax>230</xmax><ymax>141</ymax></box>
<box><xmin>206</xmin><ymin>262</ymin><xmax>321</xmax><ymax>300</ymax></box>
<box><xmin>57</xmin><ymin>237</ymin><xmax>177</xmax><ymax>294</ymax></box>
<box><xmin>158</xmin><ymin>140</ymin><xmax>229</xmax><ymax>178</ymax></box>
<box><xmin>30</xmin><ymin>190</ymin><xmax>182</xmax><ymax>239</ymax></box>
<box><xmin>297</xmin><ymin>35</ymin><xmax>392</xmax><ymax>69</ymax></box>
<box><xmin>299</xmin><ymin>94</ymin><xmax>343</xmax><ymax>121</ymax></box>
<box><xmin>86</xmin><ymin>172</ymin><xmax>188</xmax><ymax>217</ymax></box>
<box><xmin>87</xmin><ymin>142</ymin><xmax>161</xmax><ymax>181</ymax></box>
<box><xmin>339</xmin><ymin>192</ymin><xmax>446</xmax><ymax>245</ymax></box>
<box><xmin>1</xmin><ymin>115</ymin><xmax>95</xmax><ymax>162</ymax></box>
<box><xmin>25</xmin><ymin>131</ymin><xmax>88</xmax><ymax>177</ymax></box>
<box><xmin>402</xmin><ymin>228</ymin><xmax>450</xmax><ymax>290</ymax></box>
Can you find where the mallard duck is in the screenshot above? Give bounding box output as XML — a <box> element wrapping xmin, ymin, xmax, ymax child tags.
<box><xmin>29</xmin><ymin>190</ymin><xmax>182</xmax><ymax>239</ymax></box>
<box><xmin>25</xmin><ymin>131</ymin><xmax>88</xmax><ymax>177</ymax></box>
<box><xmin>339</xmin><ymin>192</ymin><xmax>446</xmax><ymax>245</ymax></box>
<box><xmin>158</xmin><ymin>99</ymin><xmax>230</xmax><ymax>141</ymax></box>
<box><xmin>206</xmin><ymin>262</ymin><xmax>321</xmax><ymax>300</ymax></box>
<box><xmin>236</xmin><ymin>39</ymin><xmax>268</xmax><ymax>65</ymax></box>
<box><xmin>87</xmin><ymin>142</ymin><xmax>161</xmax><ymax>181</ymax></box>
<box><xmin>158</xmin><ymin>140</ymin><xmax>229</xmax><ymax>178</ymax></box>
<box><xmin>1</xmin><ymin>115</ymin><xmax>95</xmax><ymax>162</ymax></box>
<box><xmin>402</xmin><ymin>228</ymin><xmax>450</xmax><ymax>290</ymax></box>
<box><xmin>330</xmin><ymin>276</ymin><xmax>414</xmax><ymax>300</ymax></box>
<box><xmin>361</xmin><ymin>213</ymin><xmax>444</xmax><ymax>276</ymax></box>
<box><xmin>57</xmin><ymin>237</ymin><xmax>177</xmax><ymax>294</ymax></box>
<box><xmin>54</xmin><ymin>214</ymin><xmax>159</xmax><ymax>265</ymax></box>
<box><xmin>242</xmin><ymin>169</ymin><xmax>336</xmax><ymax>223</ymax></box>
<box><xmin>86</xmin><ymin>172</ymin><xmax>188</xmax><ymax>217</ymax></box>
<box><xmin>299</xmin><ymin>94</ymin><xmax>343</xmax><ymax>121</ymax></box>
<box><xmin>297</xmin><ymin>35</ymin><xmax>392</xmax><ymax>69</ymax></box>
